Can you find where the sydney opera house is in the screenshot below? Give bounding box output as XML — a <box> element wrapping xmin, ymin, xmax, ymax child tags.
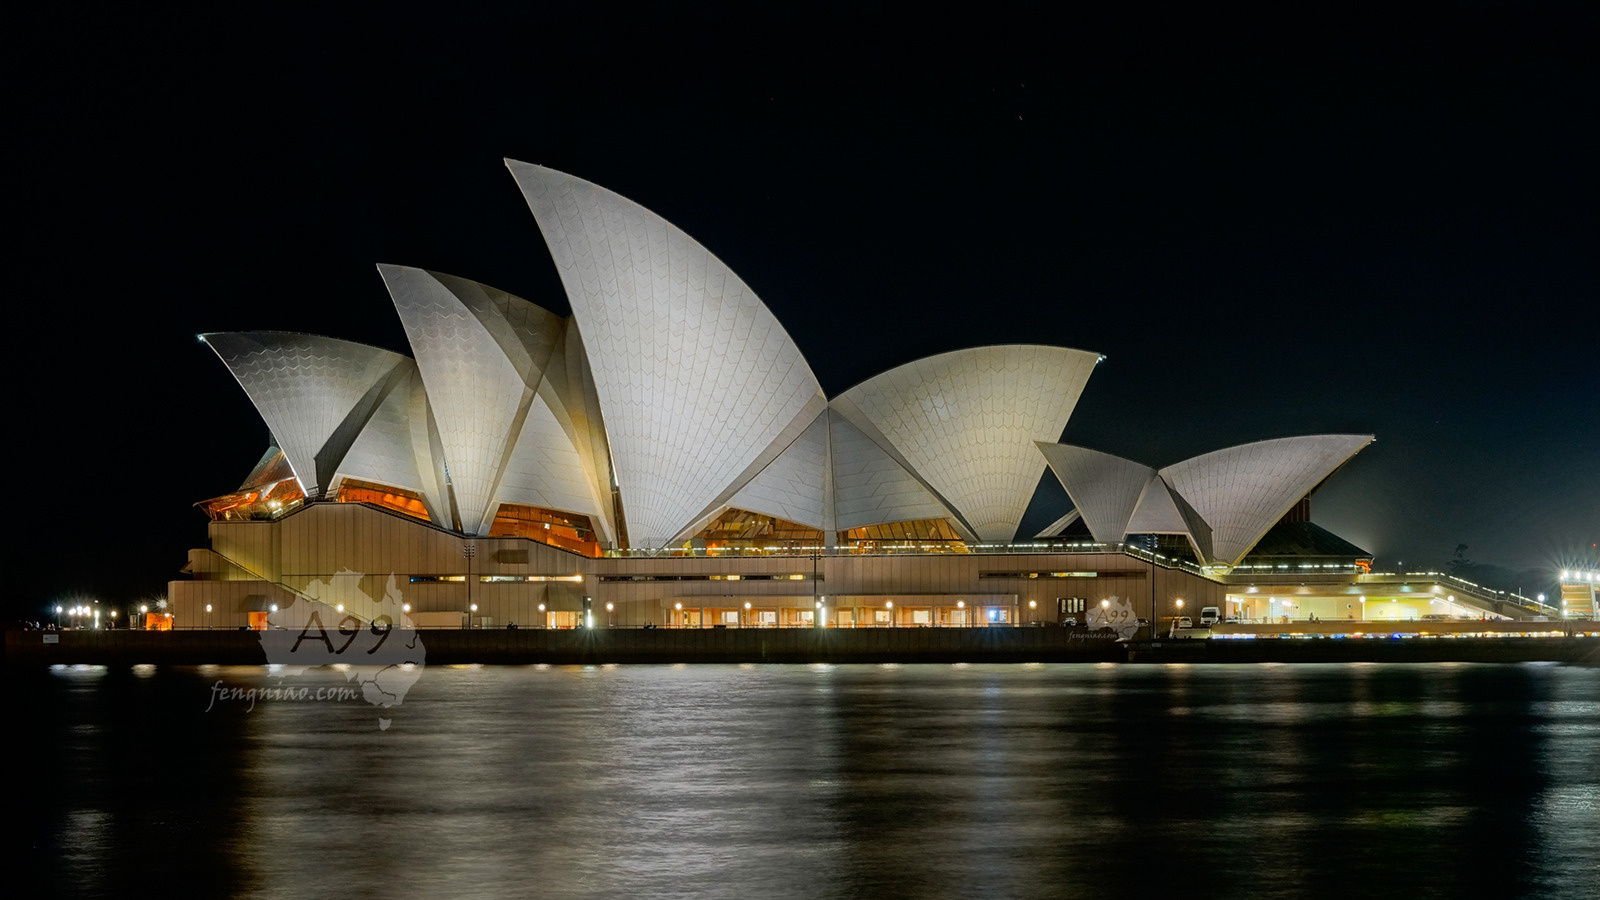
<box><xmin>171</xmin><ymin>161</ymin><xmax>1510</xmax><ymax>632</ymax></box>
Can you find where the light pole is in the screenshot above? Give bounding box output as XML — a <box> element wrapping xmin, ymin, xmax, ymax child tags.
<box><xmin>1147</xmin><ymin>535</ymin><xmax>1157</xmax><ymax>639</ymax></box>
<box><xmin>462</xmin><ymin>542</ymin><xmax>477</xmax><ymax>628</ymax></box>
<box><xmin>886</xmin><ymin>600</ymin><xmax>894</xmax><ymax>628</ymax></box>
<box><xmin>812</xmin><ymin>547</ymin><xmax>823</xmax><ymax>629</ymax></box>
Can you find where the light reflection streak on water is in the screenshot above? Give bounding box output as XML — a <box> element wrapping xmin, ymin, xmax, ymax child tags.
<box><xmin>11</xmin><ymin>662</ymin><xmax>1600</xmax><ymax>900</ymax></box>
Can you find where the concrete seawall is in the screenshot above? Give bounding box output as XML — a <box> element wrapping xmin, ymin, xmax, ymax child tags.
<box><xmin>4</xmin><ymin>627</ymin><xmax>1125</xmax><ymax>666</ymax></box>
<box><xmin>7</xmin><ymin>630</ymin><xmax>1595</xmax><ymax>666</ymax></box>
<box><xmin>1128</xmin><ymin>636</ymin><xmax>1599</xmax><ymax>665</ymax></box>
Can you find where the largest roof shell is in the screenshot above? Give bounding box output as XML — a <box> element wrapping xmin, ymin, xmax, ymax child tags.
<box><xmin>509</xmin><ymin>161</ymin><xmax>828</xmax><ymax>547</ymax></box>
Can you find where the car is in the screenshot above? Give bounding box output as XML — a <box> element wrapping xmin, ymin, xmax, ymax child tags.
<box><xmin>1175</xmin><ymin>616</ymin><xmax>1193</xmax><ymax>629</ymax></box>
<box><xmin>1060</xmin><ymin>616</ymin><xmax>1079</xmax><ymax>626</ymax></box>
<box><xmin>1199</xmin><ymin>606</ymin><xmax>1221</xmax><ymax>627</ymax></box>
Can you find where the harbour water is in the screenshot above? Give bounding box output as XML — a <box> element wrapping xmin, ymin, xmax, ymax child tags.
<box><xmin>14</xmin><ymin>662</ymin><xmax>1599</xmax><ymax>899</ymax></box>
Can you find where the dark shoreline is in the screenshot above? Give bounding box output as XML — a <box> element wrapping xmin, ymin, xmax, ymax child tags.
<box><xmin>6</xmin><ymin>629</ymin><xmax>1596</xmax><ymax>666</ymax></box>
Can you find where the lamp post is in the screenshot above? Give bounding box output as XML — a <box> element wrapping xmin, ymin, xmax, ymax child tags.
<box><xmin>812</xmin><ymin>546</ymin><xmax>823</xmax><ymax>629</ymax></box>
<box><xmin>885</xmin><ymin>600</ymin><xmax>894</xmax><ymax>628</ymax></box>
<box><xmin>462</xmin><ymin>542</ymin><xmax>477</xmax><ymax>628</ymax></box>
<box><xmin>1147</xmin><ymin>535</ymin><xmax>1157</xmax><ymax>639</ymax></box>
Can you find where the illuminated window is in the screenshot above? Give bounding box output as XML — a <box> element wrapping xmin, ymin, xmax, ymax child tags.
<box><xmin>489</xmin><ymin>503</ymin><xmax>600</xmax><ymax>558</ymax></box>
<box><xmin>690</xmin><ymin>508</ymin><xmax>824</xmax><ymax>551</ymax></box>
<box><xmin>336</xmin><ymin>478</ymin><xmax>431</xmax><ymax>522</ymax></box>
<box><xmin>197</xmin><ymin>450</ymin><xmax>305</xmax><ymax>521</ymax></box>
<box><xmin>842</xmin><ymin>519</ymin><xmax>967</xmax><ymax>552</ymax></box>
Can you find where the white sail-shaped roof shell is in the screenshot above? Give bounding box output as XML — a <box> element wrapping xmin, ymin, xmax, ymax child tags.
<box><xmin>1035</xmin><ymin>443</ymin><xmax>1154</xmax><ymax>542</ymax></box>
<box><xmin>1159</xmin><ymin>434</ymin><xmax>1373</xmax><ymax>565</ymax></box>
<box><xmin>832</xmin><ymin>346</ymin><xmax>1100</xmax><ymax>541</ymax></box>
<box><xmin>492</xmin><ymin>396</ymin><xmax>607</xmax><ymax>530</ymax></box>
<box><xmin>1126</xmin><ymin>477</ymin><xmax>1214</xmax><ymax>563</ymax></box>
<box><xmin>826</xmin><ymin>409</ymin><xmax>956</xmax><ymax>533</ymax></box>
<box><xmin>509</xmin><ymin>160</ymin><xmax>828</xmax><ymax>547</ymax></box>
<box><xmin>1039</xmin><ymin>434</ymin><xmax>1372</xmax><ymax>564</ymax></box>
<box><xmin>723</xmin><ymin>411</ymin><xmax>831</xmax><ymax>531</ymax></box>
<box><xmin>334</xmin><ymin>364</ymin><xmax>446</xmax><ymax>522</ymax></box>
<box><xmin>203</xmin><ymin>332</ymin><xmax>412</xmax><ymax>498</ymax></box>
<box><xmin>380</xmin><ymin>265</ymin><xmax>610</xmax><ymax>537</ymax></box>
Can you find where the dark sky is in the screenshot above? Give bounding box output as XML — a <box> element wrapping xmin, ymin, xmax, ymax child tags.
<box><xmin>9</xmin><ymin>3</ymin><xmax>1596</xmax><ymax>616</ymax></box>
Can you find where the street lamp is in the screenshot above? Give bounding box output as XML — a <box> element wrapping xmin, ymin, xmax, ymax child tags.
<box><xmin>885</xmin><ymin>600</ymin><xmax>894</xmax><ymax>628</ymax></box>
<box><xmin>462</xmin><ymin>542</ymin><xmax>477</xmax><ymax>629</ymax></box>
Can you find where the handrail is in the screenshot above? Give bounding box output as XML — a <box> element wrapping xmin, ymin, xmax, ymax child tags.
<box><xmin>1364</xmin><ymin>571</ymin><xmax>1558</xmax><ymax>614</ymax></box>
<box><xmin>602</xmin><ymin>540</ymin><xmax>1128</xmax><ymax>559</ymax></box>
<box><xmin>198</xmin><ymin>548</ymin><xmax>318</xmax><ymax>606</ymax></box>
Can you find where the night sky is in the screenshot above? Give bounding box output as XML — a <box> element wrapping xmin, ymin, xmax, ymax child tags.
<box><xmin>9</xmin><ymin>3</ymin><xmax>1596</xmax><ymax>617</ymax></box>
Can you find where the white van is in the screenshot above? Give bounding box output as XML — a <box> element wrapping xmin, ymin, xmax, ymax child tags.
<box><xmin>1199</xmin><ymin>606</ymin><xmax>1221</xmax><ymax>627</ymax></box>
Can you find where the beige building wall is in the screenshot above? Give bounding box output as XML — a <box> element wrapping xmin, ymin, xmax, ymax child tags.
<box><xmin>172</xmin><ymin>503</ymin><xmax>1224</xmax><ymax>630</ymax></box>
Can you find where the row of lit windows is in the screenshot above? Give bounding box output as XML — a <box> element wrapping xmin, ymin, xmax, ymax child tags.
<box><xmin>979</xmin><ymin>571</ymin><xmax>1144</xmax><ymax>579</ymax></box>
<box><xmin>408</xmin><ymin>574</ymin><xmax>585</xmax><ymax>584</ymax></box>
<box><xmin>598</xmin><ymin>573</ymin><xmax>819</xmax><ymax>583</ymax></box>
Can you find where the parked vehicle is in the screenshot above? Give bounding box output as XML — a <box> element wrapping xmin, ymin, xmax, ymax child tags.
<box><xmin>1175</xmin><ymin>616</ymin><xmax>1193</xmax><ymax>628</ymax></box>
<box><xmin>1199</xmin><ymin>606</ymin><xmax>1221</xmax><ymax>627</ymax></box>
